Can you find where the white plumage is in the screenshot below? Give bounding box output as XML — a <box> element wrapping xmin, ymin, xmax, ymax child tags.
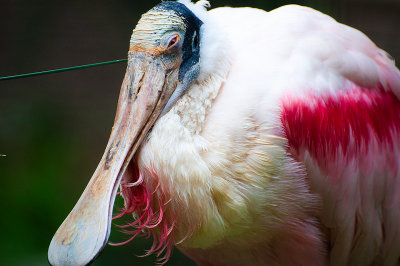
<box><xmin>49</xmin><ymin>1</ymin><xmax>400</xmax><ymax>265</ymax></box>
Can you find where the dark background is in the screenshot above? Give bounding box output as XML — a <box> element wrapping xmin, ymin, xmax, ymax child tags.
<box><xmin>1</xmin><ymin>0</ymin><xmax>399</xmax><ymax>265</ymax></box>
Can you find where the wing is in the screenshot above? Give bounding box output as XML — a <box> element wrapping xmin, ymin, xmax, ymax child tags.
<box><xmin>207</xmin><ymin>5</ymin><xmax>400</xmax><ymax>265</ymax></box>
<box><xmin>273</xmin><ymin>5</ymin><xmax>400</xmax><ymax>266</ymax></box>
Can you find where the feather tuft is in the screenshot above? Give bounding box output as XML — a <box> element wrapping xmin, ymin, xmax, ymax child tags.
<box><xmin>111</xmin><ymin>161</ymin><xmax>174</xmax><ymax>265</ymax></box>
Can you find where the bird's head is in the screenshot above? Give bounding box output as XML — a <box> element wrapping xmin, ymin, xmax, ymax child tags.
<box><xmin>127</xmin><ymin>1</ymin><xmax>204</xmax><ymax>114</ymax></box>
<box><xmin>48</xmin><ymin>1</ymin><xmax>213</xmax><ymax>265</ymax></box>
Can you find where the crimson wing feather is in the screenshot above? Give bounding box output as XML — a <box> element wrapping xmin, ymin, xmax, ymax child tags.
<box><xmin>280</xmin><ymin>86</ymin><xmax>400</xmax><ymax>265</ymax></box>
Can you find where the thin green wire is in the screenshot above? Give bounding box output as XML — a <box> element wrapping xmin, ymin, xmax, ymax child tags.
<box><xmin>0</xmin><ymin>59</ymin><xmax>128</xmax><ymax>81</ymax></box>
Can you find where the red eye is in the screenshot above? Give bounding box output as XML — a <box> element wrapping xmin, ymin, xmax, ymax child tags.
<box><xmin>167</xmin><ymin>36</ymin><xmax>178</xmax><ymax>48</ymax></box>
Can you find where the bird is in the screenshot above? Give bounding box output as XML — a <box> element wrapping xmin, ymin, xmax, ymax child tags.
<box><xmin>48</xmin><ymin>0</ymin><xmax>400</xmax><ymax>265</ymax></box>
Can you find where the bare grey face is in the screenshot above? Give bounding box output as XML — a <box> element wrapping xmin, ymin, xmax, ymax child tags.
<box><xmin>131</xmin><ymin>1</ymin><xmax>203</xmax><ymax>113</ymax></box>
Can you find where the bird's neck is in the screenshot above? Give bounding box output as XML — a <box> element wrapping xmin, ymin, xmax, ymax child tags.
<box><xmin>133</xmin><ymin>16</ymin><xmax>233</xmax><ymax>252</ymax></box>
<box><xmin>130</xmin><ymin>72</ymin><xmax>227</xmax><ymax>254</ymax></box>
<box><xmin>163</xmin><ymin>12</ymin><xmax>232</xmax><ymax>133</ymax></box>
<box><xmin>171</xmin><ymin>11</ymin><xmax>232</xmax><ymax>132</ymax></box>
<box><xmin>170</xmin><ymin>75</ymin><xmax>225</xmax><ymax>134</ymax></box>
<box><xmin>133</xmin><ymin>57</ymin><xmax>230</xmax><ymax>247</ymax></box>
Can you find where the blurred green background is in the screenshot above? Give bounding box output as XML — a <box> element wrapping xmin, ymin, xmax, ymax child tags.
<box><xmin>1</xmin><ymin>0</ymin><xmax>399</xmax><ymax>265</ymax></box>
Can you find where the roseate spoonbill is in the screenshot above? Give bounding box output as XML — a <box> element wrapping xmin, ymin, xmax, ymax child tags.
<box><xmin>48</xmin><ymin>0</ymin><xmax>400</xmax><ymax>265</ymax></box>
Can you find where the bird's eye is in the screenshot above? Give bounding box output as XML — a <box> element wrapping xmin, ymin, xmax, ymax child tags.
<box><xmin>167</xmin><ymin>35</ymin><xmax>179</xmax><ymax>49</ymax></box>
<box><xmin>192</xmin><ymin>31</ymin><xmax>199</xmax><ymax>50</ymax></box>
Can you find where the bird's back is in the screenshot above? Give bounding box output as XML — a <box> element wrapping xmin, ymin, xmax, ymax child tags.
<box><xmin>194</xmin><ymin>5</ymin><xmax>400</xmax><ymax>265</ymax></box>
